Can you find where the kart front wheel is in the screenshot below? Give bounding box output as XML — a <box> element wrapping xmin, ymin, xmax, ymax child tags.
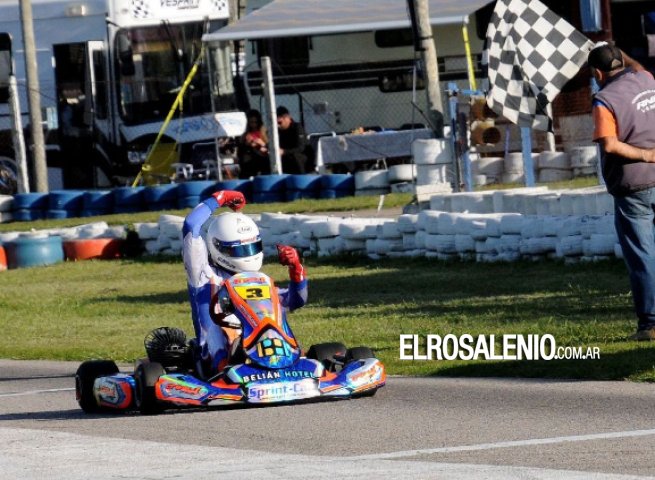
<box><xmin>134</xmin><ymin>359</ymin><xmax>165</xmax><ymax>415</ymax></box>
<box><xmin>75</xmin><ymin>360</ymin><xmax>119</xmax><ymax>413</ymax></box>
<box><xmin>306</xmin><ymin>342</ymin><xmax>347</xmax><ymax>371</ymax></box>
<box><xmin>345</xmin><ymin>347</ymin><xmax>379</xmax><ymax>398</ymax></box>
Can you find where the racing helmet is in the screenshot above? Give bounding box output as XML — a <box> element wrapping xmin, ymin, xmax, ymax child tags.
<box><xmin>206</xmin><ymin>212</ymin><xmax>263</xmax><ymax>273</ymax></box>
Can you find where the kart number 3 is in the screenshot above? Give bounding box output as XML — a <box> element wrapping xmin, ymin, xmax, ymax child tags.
<box><xmin>235</xmin><ymin>286</ymin><xmax>271</xmax><ymax>300</ymax></box>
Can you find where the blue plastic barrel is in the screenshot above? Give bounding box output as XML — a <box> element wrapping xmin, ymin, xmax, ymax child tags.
<box><xmin>319</xmin><ymin>188</ymin><xmax>353</xmax><ymax>199</ymax></box>
<box><xmin>5</xmin><ymin>235</ymin><xmax>64</xmax><ymax>269</ymax></box>
<box><xmin>80</xmin><ymin>209</ymin><xmax>109</xmax><ymax>218</ymax></box>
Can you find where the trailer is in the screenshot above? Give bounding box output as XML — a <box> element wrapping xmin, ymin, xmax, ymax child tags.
<box><xmin>203</xmin><ymin>0</ymin><xmax>494</xmax><ymax>136</ymax></box>
<box><xmin>0</xmin><ymin>0</ymin><xmax>245</xmax><ymax>190</ymax></box>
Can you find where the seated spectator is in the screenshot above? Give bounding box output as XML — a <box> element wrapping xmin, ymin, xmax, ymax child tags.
<box><xmin>238</xmin><ymin>109</ymin><xmax>270</xmax><ymax>178</ymax></box>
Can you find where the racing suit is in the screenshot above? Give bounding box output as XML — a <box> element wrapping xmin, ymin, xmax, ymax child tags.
<box><xmin>182</xmin><ymin>192</ymin><xmax>308</xmax><ymax>376</ymax></box>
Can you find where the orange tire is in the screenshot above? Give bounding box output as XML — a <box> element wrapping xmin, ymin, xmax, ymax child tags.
<box><xmin>0</xmin><ymin>245</ymin><xmax>6</xmax><ymax>270</ymax></box>
<box><xmin>63</xmin><ymin>238</ymin><xmax>124</xmax><ymax>261</ymax></box>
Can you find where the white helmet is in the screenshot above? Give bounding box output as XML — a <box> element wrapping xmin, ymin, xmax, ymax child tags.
<box><xmin>206</xmin><ymin>212</ymin><xmax>263</xmax><ymax>273</ymax></box>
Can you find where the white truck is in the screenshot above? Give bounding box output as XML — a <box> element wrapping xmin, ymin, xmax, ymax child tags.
<box><xmin>0</xmin><ymin>0</ymin><xmax>244</xmax><ymax>189</ymax></box>
<box><xmin>204</xmin><ymin>0</ymin><xmax>493</xmax><ymax>135</ymax></box>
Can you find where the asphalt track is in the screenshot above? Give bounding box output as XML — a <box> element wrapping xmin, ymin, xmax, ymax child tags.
<box><xmin>1</xmin><ymin>359</ymin><xmax>655</xmax><ymax>479</ymax></box>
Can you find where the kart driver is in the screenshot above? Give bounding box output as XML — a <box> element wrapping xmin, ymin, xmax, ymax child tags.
<box><xmin>182</xmin><ymin>190</ymin><xmax>307</xmax><ymax>378</ymax></box>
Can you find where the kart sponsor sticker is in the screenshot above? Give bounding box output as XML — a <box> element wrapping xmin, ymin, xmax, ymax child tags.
<box><xmin>247</xmin><ymin>379</ymin><xmax>318</xmax><ymax>403</ymax></box>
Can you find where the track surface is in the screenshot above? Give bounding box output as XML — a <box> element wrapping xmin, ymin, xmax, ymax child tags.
<box><xmin>1</xmin><ymin>359</ymin><xmax>654</xmax><ymax>479</ymax></box>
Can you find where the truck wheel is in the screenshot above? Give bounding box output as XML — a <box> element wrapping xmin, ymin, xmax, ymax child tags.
<box><xmin>75</xmin><ymin>360</ymin><xmax>119</xmax><ymax>413</ymax></box>
<box><xmin>306</xmin><ymin>342</ymin><xmax>347</xmax><ymax>371</ymax></box>
<box><xmin>134</xmin><ymin>359</ymin><xmax>165</xmax><ymax>415</ymax></box>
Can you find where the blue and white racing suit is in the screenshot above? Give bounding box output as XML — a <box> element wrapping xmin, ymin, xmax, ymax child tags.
<box><xmin>182</xmin><ymin>196</ymin><xmax>308</xmax><ymax>374</ymax></box>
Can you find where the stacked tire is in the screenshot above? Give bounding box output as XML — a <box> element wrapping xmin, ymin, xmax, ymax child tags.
<box><xmin>538</xmin><ymin>152</ymin><xmax>572</xmax><ymax>183</ymax></box>
<box><xmin>144</xmin><ymin>184</ymin><xmax>178</xmax><ymax>211</ymax></box>
<box><xmin>319</xmin><ymin>174</ymin><xmax>354</xmax><ymax>199</ymax></box>
<box><xmin>177</xmin><ymin>181</ymin><xmax>216</xmax><ymax>209</ymax></box>
<box><xmin>355</xmin><ymin>170</ymin><xmax>389</xmax><ymax>196</ymax></box>
<box><xmin>12</xmin><ymin>193</ymin><xmax>48</xmax><ymax>221</ymax></box>
<box><xmin>112</xmin><ymin>187</ymin><xmax>145</xmax><ymax>214</ymax></box>
<box><xmin>285</xmin><ymin>174</ymin><xmax>321</xmax><ymax>201</ymax></box>
<box><xmin>253</xmin><ymin>175</ymin><xmax>288</xmax><ymax>203</ymax></box>
<box><xmin>413</xmin><ymin>139</ymin><xmax>452</xmax><ymax>186</ymax></box>
<box><xmin>216</xmin><ymin>179</ymin><xmax>253</xmax><ymax>202</ymax></box>
<box><xmin>82</xmin><ymin>191</ymin><xmax>113</xmax><ymax>217</ymax></box>
<box><xmin>47</xmin><ymin>190</ymin><xmax>85</xmax><ymax>219</ymax></box>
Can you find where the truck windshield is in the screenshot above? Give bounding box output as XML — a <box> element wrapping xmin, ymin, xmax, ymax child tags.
<box><xmin>116</xmin><ymin>21</ymin><xmax>224</xmax><ymax>125</ymax></box>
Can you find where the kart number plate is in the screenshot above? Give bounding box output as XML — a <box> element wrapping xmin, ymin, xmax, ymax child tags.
<box><xmin>234</xmin><ymin>285</ymin><xmax>271</xmax><ymax>300</ymax></box>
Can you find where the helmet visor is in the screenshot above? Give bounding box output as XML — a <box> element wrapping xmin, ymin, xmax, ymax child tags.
<box><xmin>214</xmin><ymin>238</ymin><xmax>263</xmax><ymax>258</ymax></box>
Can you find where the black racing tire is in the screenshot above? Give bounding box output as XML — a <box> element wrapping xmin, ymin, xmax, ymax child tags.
<box><xmin>134</xmin><ymin>359</ymin><xmax>165</xmax><ymax>415</ymax></box>
<box><xmin>306</xmin><ymin>342</ymin><xmax>347</xmax><ymax>371</ymax></box>
<box><xmin>345</xmin><ymin>346</ymin><xmax>376</xmax><ymax>363</ymax></box>
<box><xmin>75</xmin><ymin>360</ymin><xmax>119</xmax><ymax>413</ymax></box>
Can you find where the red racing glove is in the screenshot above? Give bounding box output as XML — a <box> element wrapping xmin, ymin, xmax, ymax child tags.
<box><xmin>277</xmin><ymin>245</ymin><xmax>306</xmax><ymax>283</ymax></box>
<box><xmin>213</xmin><ymin>190</ymin><xmax>245</xmax><ymax>211</ymax></box>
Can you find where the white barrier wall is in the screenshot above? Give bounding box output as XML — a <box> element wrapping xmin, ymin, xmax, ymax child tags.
<box><xmin>0</xmin><ymin>186</ymin><xmax>622</xmax><ymax>264</ymax></box>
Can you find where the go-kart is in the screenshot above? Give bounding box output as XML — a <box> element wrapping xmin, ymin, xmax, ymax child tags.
<box><xmin>75</xmin><ymin>271</ymin><xmax>386</xmax><ymax>414</ymax></box>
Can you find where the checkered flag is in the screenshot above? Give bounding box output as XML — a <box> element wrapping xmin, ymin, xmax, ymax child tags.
<box><xmin>484</xmin><ymin>0</ymin><xmax>594</xmax><ymax>131</ymax></box>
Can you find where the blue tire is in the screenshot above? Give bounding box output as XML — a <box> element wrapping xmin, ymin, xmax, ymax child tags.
<box><xmin>80</xmin><ymin>209</ymin><xmax>111</xmax><ymax>217</ymax></box>
<box><xmin>177</xmin><ymin>195</ymin><xmax>201</xmax><ymax>209</ymax></box>
<box><xmin>48</xmin><ymin>190</ymin><xmax>85</xmax><ymax>211</ymax></box>
<box><xmin>252</xmin><ymin>191</ymin><xmax>285</xmax><ymax>204</ymax></box>
<box><xmin>148</xmin><ymin>201</ymin><xmax>177</xmax><ymax>212</ymax></box>
<box><xmin>320</xmin><ymin>174</ymin><xmax>355</xmax><ymax>191</ymax></box>
<box><xmin>5</xmin><ymin>235</ymin><xmax>64</xmax><ymax>269</ymax></box>
<box><xmin>46</xmin><ymin>209</ymin><xmax>76</xmax><ymax>219</ymax></box>
<box><xmin>177</xmin><ymin>181</ymin><xmax>216</xmax><ymax>198</ymax></box>
<box><xmin>83</xmin><ymin>191</ymin><xmax>113</xmax><ymax>210</ymax></box>
<box><xmin>113</xmin><ymin>187</ymin><xmax>145</xmax><ymax>209</ymax></box>
<box><xmin>113</xmin><ymin>205</ymin><xmax>143</xmax><ymax>214</ymax></box>
<box><xmin>13</xmin><ymin>192</ymin><xmax>49</xmax><ymax>210</ymax></box>
<box><xmin>253</xmin><ymin>174</ymin><xmax>289</xmax><ymax>194</ymax></box>
<box><xmin>144</xmin><ymin>184</ymin><xmax>178</xmax><ymax>204</ymax></box>
<box><xmin>286</xmin><ymin>189</ymin><xmax>319</xmax><ymax>201</ymax></box>
<box><xmin>216</xmin><ymin>179</ymin><xmax>253</xmax><ymax>201</ymax></box>
<box><xmin>319</xmin><ymin>188</ymin><xmax>353</xmax><ymax>199</ymax></box>
<box><xmin>13</xmin><ymin>209</ymin><xmax>45</xmax><ymax>221</ymax></box>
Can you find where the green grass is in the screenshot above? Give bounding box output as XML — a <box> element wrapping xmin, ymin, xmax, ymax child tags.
<box><xmin>478</xmin><ymin>176</ymin><xmax>600</xmax><ymax>191</ymax></box>
<box><xmin>1</xmin><ymin>255</ymin><xmax>654</xmax><ymax>382</ymax></box>
<box><xmin>0</xmin><ymin>193</ymin><xmax>413</xmax><ymax>233</ymax></box>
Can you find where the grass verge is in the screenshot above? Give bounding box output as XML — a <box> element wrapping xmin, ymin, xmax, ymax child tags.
<box><xmin>1</xmin><ymin>255</ymin><xmax>653</xmax><ymax>381</ymax></box>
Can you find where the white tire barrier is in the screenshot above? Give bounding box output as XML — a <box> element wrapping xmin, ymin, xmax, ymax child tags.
<box><xmin>388</xmin><ymin>164</ymin><xmax>416</xmax><ymax>183</ymax></box>
<box><xmin>539</xmin><ymin>168</ymin><xmax>573</xmax><ymax>183</ymax></box>
<box><xmin>569</xmin><ymin>146</ymin><xmax>598</xmax><ymax>168</ymax></box>
<box><xmin>504</xmin><ymin>152</ymin><xmax>524</xmax><ymax>174</ymax></box>
<box><xmin>474</xmin><ymin>156</ymin><xmax>504</xmax><ymax>176</ymax></box>
<box><xmin>412</xmin><ymin>138</ymin><xmax>452</xmax><ymax>165</ymax></box>
<box><xmin>355</xmin><ymin>170</ymin><xmax>389</xmax><ymax>190</ymax></box>
<box><xmin>416</xmin><ymin>164</ymin><xmax>450</xmax><ymax>186</ymax></box>
<box><xmin>539</xmin><ymin>152</ymin><xmax>571</xmax><ymax>170</ymax></box>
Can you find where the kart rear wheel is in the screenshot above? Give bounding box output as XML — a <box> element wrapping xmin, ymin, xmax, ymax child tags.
<box><xmin>75</xmin><ymin>360</ymin><xmax>119</xmax><ymax>413</ymax></box>
<box><xmin>134</xmin><ymin>359</ymin><xmax>165</xmax><ymax>415</ymax></box>
<box><xmin>306</xmin><ymin>342</ymin><xmax>347</xmax><ymax>371</ymax></box>
<box><xmin>345</xmin><ymin>346</ymin><xmax>376</xmax><ymax>363</ymax></box>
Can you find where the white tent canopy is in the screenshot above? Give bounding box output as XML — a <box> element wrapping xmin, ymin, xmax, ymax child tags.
<box><xmin>203</xmin><ymin>0</ymin><xmax>493</xmax><ymax>43</ymax></box>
